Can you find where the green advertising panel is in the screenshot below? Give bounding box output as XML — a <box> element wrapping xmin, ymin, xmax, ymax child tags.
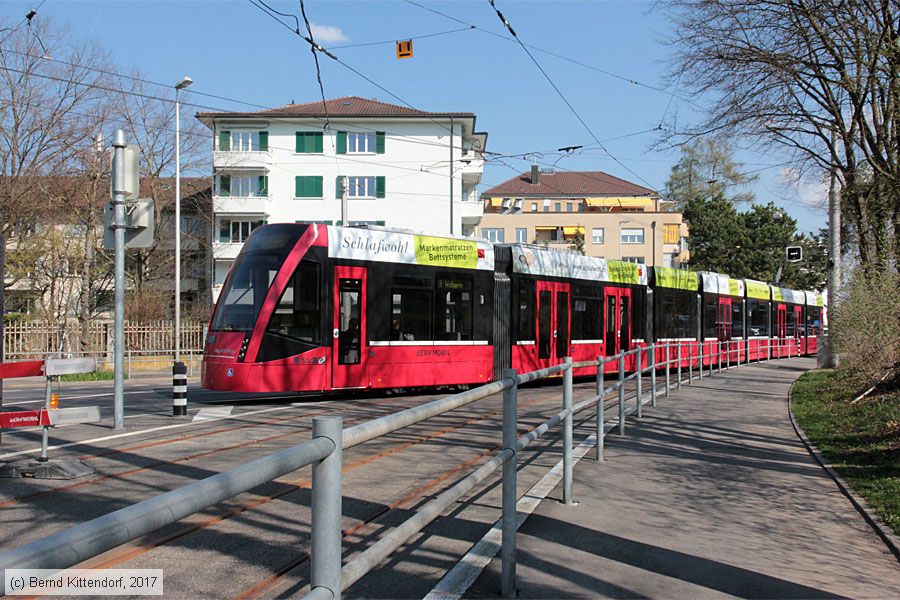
<box><xmin>607</xmin><ymin>260</ymin><xmax>641</xmax><ymax>285</ymax></box>
<box><xmin>746</xmin><ymin>280</ymin><xmax>771</xmax><ymax>300</ymax></box>
<box><xmin>654</xmin><ymin>267</ymin><xmax>699</xmax><ymax>291</ymax></box>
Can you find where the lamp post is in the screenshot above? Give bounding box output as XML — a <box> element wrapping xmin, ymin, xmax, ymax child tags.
<box><xmin>174</xmin><ymin>76</ymin><xmax>192</xmax><ymax>363</ymax></box>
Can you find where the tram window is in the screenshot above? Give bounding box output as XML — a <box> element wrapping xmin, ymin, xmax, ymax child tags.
<box><xmin>703</xmin><ymin>297</ymin><xmax>718</xmax><ymax>339</ymax></box>
<box><xmin>338</xmin><ymin>279</ymin><xmax>362</xmax><ymax>365</ymax></box>
<box><xmin>631</xmin><ymin>291</ymin><xmax>646</xmax><ymax>341</ymax></box>
<box><xmin>538</xmin><ymin>291</ymin><xmax>551</xmax><ymax>359</ymax></box>
<box><xmin>619</xmin><ymin>296</ymin><xmax>630</xmax><ymax>351</ymax></box>
<box><xmin>391</xmin><ymin>289</ymin><xmax>431</xmax><ymax>341</ymax></box>
<box><xmin>572</xmin><ymin>284</ymin><xmax>601</xmax><ymax>341</ymax></box>
<box><xmin>805</xmin><ymin>307</ymin><xmax>822</xmax><ymax>335</ymax></box>
<box><xmin>786</xmin><ymin>307</ymin><xmax>798</xmax><ymax>337</ymax></box>
<box><xmin>556</xmin><ymin>292</ymin><xmax>569</xmax><ymax>357</ymax></box>
<box><xmin>265</xmin><ymin>259</ymin><xmax>321</xmax><ymax>343</ymax></box>
<box><xmin>434</xmin><ymin>275</ymin><xmax>473</xmax><ymax>341</ymax></box>
<box><xmin>747</xmin><ymin>299</ymin><xmax>770</xmax><ymax>336</ymax></box>
<box><xmin>516</xmin><ymin>279</ymin><xmax>535</xmax><ymax>341</ymax></box>
<box><xmin>732</xmin><ymin>300</ymin><xmax>744</xmax><ymax>338</ymax></box>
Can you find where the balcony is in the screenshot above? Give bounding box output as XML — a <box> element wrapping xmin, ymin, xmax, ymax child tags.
<box><xmin>459</xmin><ymin>155</ymin><xmax>484</xmax><ymax>184</ymax></box>
<box><xmin>459</xmin><ymin>199</ymin><xmax>483</xmax><ymax>226</ymax></box>
<box><xmin>213</xmin><ymin>150</ymin><xmax>269</xmax><ymax>169</ymax></box>
<box><xmin>213</xmin><ymin>195</ymin><xmax>271</xmax><ymax>216</ymax></box>
<box><xmin>212</xmin><ymin>242</ymin><xmax>244</xmax><ymax>261</ymax></box>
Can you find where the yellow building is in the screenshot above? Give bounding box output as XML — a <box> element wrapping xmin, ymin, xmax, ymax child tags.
<box><xmin>479</xmin><ymin>167</ymin><xmax>689</xmax><ymax>267</ymax></box>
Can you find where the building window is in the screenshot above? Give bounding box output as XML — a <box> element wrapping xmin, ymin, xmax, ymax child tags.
<box><xmin>621</xmin><ymin>228</ymin><xmax>645</xmax><ymax>244</ymax></box>
<box><xmin>218</xmin><ymin>130</ymin><xmax>267</xmax><ymax>152</ymax></box>
<box><xmin>217</xmin><ymin>175</ymin><xmax>268</xmax><ymax>197</ymax></box>
<box><xmin>218</xmin><ymin>219</ymin><xmax>265</xmax><ymax>243</ymax></box>
<box><xmin>295</xmin><ymin>131</ymin><xmax>324</xmax><ymax>153</ymax></box>
<box><xmin>664</xmin><ymin>223</ymin><xmax>680</xmax><ymax>244</ymax></box>
<box><xmin>515</xmin><ymin>227</ymin><xmax>528</xmax><ymax>243</ymax></box>
<box><xmin>348</xmin><ymin>176</ymin><xmax>376</xmax><ymax>198</ymax></box>
<box><xmin>349</xmin><ymin>132</ymin><xmax>376</xmax><ymax>153</ymax></box>
<box><xmin>663</xmin><ymin>252</ymin><xmax>676</xmax><ymax>268</ymax></box>
<box><xmin>295</xmin><ymin>176</ymin><xmax>324</xmax><ymax>198</ymax></box>
<box><xmin>482</xmin><ymin>228</ymin><xmax>505</xmax><ymax>243</ymax></box>
<box><xmin>555</xmin><ymin>202</ymin><xmax>561</xmax><ymax>212</ymax></box>
<box><xmin>591</xmin><ymin>228</ymin><xmax>604</xmax><ymax>245</ymax></box>
<box><xmin>622</xmin><ymin>256</ymin><xmax>645</xmax><ymax>264</ymax></box>
<box><xmin>530</xmin><ymin>203</ymin><xmax>538</xmax><ymax>212</ymax></box>
<box><xmin>543</xmin><ymin>200</ymin><xmax>550</xmax><ymax>212</ymax></box>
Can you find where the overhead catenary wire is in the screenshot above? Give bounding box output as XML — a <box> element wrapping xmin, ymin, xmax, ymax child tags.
<box><xmin>484</xmin><ymin>0</ymin><xmax>658</xmax><ymax>191</ymax></box>
<box><xmin>330</xmin><ymin>26</ymin><xmax>475</xmax><ymax>50</ymax></box>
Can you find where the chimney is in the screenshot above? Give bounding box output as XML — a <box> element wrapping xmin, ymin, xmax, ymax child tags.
<box><xmin>530</xmin><ymin>164</ymin><xmax>540</xmax><ymax>185</ymax></box>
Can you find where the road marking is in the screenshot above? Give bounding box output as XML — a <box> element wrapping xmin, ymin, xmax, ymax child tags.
<box><xmin>192</xmin><ymin>406</ymin><xmax>234</xmax><ymax>422</ymax></box>
<box><xmin>0</xmin><ymin>404</ymin><xmax>298</xmax><ymax>460</ymax></box>
<box><xmin>425</xmin><ymin>433</ymin><xmax>599</xmax><ymax>600</ymax></box>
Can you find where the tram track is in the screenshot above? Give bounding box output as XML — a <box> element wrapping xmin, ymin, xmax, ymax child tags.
<box><xmin>0</xmin><ymin>395</ymin><xmax>417</xmax><ymax>511</ymax></box>
<box><xmin>70</xmin><ymin>393</ymin><xmax>559</xmax><ymax>583</ymax></box>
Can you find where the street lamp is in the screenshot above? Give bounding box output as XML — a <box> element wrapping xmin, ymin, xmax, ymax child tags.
<box><xmin>174</xmin><ymin>76</ymin><xmax>192</xmax><ymax>365</ymax></box>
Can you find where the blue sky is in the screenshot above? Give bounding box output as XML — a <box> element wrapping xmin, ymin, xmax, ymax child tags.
<box><xmin>3</xmin><ymin>0</ymin><xmax>827</xmax><ymax>232</ymax></box>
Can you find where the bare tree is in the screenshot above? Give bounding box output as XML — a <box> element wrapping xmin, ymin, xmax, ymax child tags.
<box><xmin>660</xmin><ymin>0</ymin><xmax>899</xmax><ymax>271</ymax></box>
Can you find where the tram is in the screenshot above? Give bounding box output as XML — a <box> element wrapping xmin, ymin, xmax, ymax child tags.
<box><xmin>202</xmin><ymin>223</ymin><xmax>825</xmax><ymax>393</ymax></box>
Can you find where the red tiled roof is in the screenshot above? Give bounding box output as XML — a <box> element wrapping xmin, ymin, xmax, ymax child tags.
<box><xmin>197</xmin><ymin>96</ymin><xmax>475</xmax><ymax>119</ymax></box>
<box><xmin>483</xmin><ymin>171</ymin><xmax>656</xmax><ymax>197</ymax></box>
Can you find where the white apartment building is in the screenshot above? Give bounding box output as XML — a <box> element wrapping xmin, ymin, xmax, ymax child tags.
<box><xmin>197</xmin><ymin>96</ymin><xmax>487</xmax><ymax>300</ymax></box>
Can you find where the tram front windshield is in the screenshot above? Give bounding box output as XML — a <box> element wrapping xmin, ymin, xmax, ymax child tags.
<box><xmin>210</xmin><ymin>225</ymin><xmax>306</xmax><ymax>333</ymax></box>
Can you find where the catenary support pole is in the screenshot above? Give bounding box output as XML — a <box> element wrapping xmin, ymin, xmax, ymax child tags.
<box><xmin>311</xmin><ymin>416</ymin><xmax>342</xmax><ymax>600</ymax></box>
<box><xmin>500</xmin><ymin>368</ymin><xmax>518</xmax><ymax>599</ymax></box>
<box><xmin>111</xmin><ymin>130</ymin><xmax>126</xmax><ymax>430</ymax></box>
<box><xmin>562</xmin><ymin>357</ymin><xmax>574</xmax><ymax>505</ymax></box>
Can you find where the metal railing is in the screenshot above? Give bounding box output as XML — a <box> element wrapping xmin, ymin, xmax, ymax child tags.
<box><xmin>0</xmin><ymin>339</ymin><xmax>804</xmax><ymax>598</ymax></box>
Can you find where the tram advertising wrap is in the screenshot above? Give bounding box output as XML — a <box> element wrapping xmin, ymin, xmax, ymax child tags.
<box><xmin>202</xmin><ymin>224</ymin><xmax>824</xmax><ymax>394</ymax></box>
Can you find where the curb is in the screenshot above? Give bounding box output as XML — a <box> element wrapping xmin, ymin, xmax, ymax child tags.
<box><xmin>787</xmin><ymin>381</ymin><xmax>900</xmax><ymax>564</ymax></box>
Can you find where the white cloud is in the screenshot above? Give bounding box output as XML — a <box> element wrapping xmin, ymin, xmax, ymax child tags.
<box><xmin>310</xmin><ymin>23</ymin><xmax>349</xmax><ymax>43</ymax></box>
<box><xmin>779</xmin><ymin>167</ymin><xmax>829</xmax><ymax>209</ymax></box>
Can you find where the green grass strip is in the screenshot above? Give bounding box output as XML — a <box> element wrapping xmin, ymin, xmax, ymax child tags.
<box><xmin>792</xmin><ymin>370</ymin><xmax>900</xmax><ymax>536</ymax></box>
<box><xmin>60</xmin><ymin>370</ymin><xmax>116</xmax><ymax>382</ymax></box>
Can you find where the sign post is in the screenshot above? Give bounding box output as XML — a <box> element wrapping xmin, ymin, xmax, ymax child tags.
<box><xmin>111</xmin><ymin>131</ymin><xmax>129</xmax><ymax>430</ymax></box>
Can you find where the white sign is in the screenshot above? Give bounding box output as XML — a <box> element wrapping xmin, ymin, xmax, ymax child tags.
<box><xmin>327</xmin><ymin>227</ymin><xmax>494</xmax><ymax>271</ymax></box>
<box><xmin>512</xmin><ymin>245</ymin><xmax>608</xmax><ymax>281</ymax></box>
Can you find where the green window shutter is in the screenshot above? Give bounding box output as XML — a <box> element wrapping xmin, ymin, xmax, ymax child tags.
<box><xmin>375</xmin><ymin>176</ymin><xmax>385</xmax><ymax>198</ymax></box>
<box><xmin>295</xmin><ymin>176</ymin><xmax>304</xmax><ymax>197</ymax></box>
<box><xmin>375</xmin><ymin>131</ymin><xmax>385</xmax><ymax>154</ymax></box>
<box><xmin>336</xmin><ymin>131</ymin><xmax>347</xmax><ymax>154</ymax></box>
<box><xmin>295</xmin><ymin>132</ymin><xmax>305</xmax><ymax>153</ymax></box>
<box><xmin>311</xmin><ymin>176</ymin><xmax>323</xmax><ymax>197</ymax></box>
<box><xmin>258</xmin><ymin>131</ymin><xmax>268</xmax><ymax>151</ymax></box>
<box><xmin>258</xmin><ymin>175</ymin><xmax>268</xmax><ymax>197</ymax></box>
<box><xmin>219</xmin><ymin>175</ymin><xmax>231</xmax><ymax>197</ymax></box>
<box><xmin>336</xmin><ymin>176</ymin><xmax>343</xmax><ymax>199</ymax></box>
<box><xmin>219</xmin><ymin>220</ymin><xmax>230</xmax><ymax>242</ymax></box>
<box><xmin>313</xmin><ymin>132</ymin><xmax>323</xmax><ymax>153</ymax></box>
<box><xmin>218</xmin><ymin>130</ymin><xmax>230</xmax><ymax>152</ymax></box>
<box><xmin>295</xmin><ymin>176</ymin><xmax>323</xmax><ymax>197</ymax></box>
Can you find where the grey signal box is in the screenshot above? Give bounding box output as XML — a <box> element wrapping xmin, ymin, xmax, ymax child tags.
<box><xmin>786</xmin><ymin>246</ymin><xmax>803</xmax><ymax>262</ymax></box>
<box><xmin>109</xmin><ymin>144</ymin><xmax>141</xmax><ymax>200</ymax></box>
<box><xmin>103</xmin><ymin>198</ymin><xmax>155</xmax><ymax>249</ymax></box>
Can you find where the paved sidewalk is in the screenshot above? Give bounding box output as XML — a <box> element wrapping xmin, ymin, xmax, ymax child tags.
<box><xmin>469</xmin><ymin>358</ymin><xmax>900</xmax><ymax>599</ymax></box>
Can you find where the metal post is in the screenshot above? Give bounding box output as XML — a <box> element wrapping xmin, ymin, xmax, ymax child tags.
<box><xmin>718</xmin><ymin>340</ymin><xmax>723</xmax><ymax>373</ymax></box>
<box><xmin>311</xmin><ymin>416</ymin><xmax>342</xmax><ymax>600</ymax></box>
<box><xmin>112</xmin><ymin>130</ymin><xmax>126</xmax><ymax>430</ymax></box>
<box><xmin>617</xmin><ymin>353</ymin><xmax>625</xmax><ymax>436</ymax></box>
<box><xmin>39</xmin><ymin>373</ymin><xmax>51</xmax><ymax>462</ymax></box>
<box><xmin>595</xmin><ymin>356</ymin><xmax>604</xmax><ymax>462</ymax></box>
<box><xmin>172</xmin><ymin>361</ymin><xmax>188</xmax><ymax>416</ymax></box>
<box><xmin>174</xmin><ymin>89</ymin><xmax>181</xmax><ymax>363</ymax></box>
<box><xmin>562</xmin><ymin>357</ymin><xmax>574</xmax><ymax>505</ymax></box>
<box><xmin>698</xmin><ymin>338</ymin><xmax>704</xmax><ymax>381</ymax></box>
<box><xmin>664</xmin><ymin>341</ymin><xmax>671</xmax><ymax>398</ymax></box>
<box><xmin>501</xmin><ymin>368</ymin><xmax>518</xmax><ymax>598</ymax></box>
<box><xmin>635</xmin><ymin>348</ymin><xmax>643</xmax><ymax>418</ymax></box>
<box><xmin>676</xmin><ymin>343</ymin><xmax>682</xmax><ymax>390</ymax></box>
<box><xmin>688</xmin><ymin>342</ymin><xmax>694</xmax><ymax>384</ymax></box>
<box><xmin>340</xmin><ymin>176</ymin><xmax>348</xmax><ymax>227</ymax></box>
<box><xmin>650</xmin><ymin>343</ymin><xmax>657</xmax><ymax>407</ymax></box>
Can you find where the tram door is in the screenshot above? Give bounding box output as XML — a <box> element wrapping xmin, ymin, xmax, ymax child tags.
<box><xmin>332</xmin><ymin>266</ymin><xmax>368</xmax><ymax>389</ymax></box>
<box><xmin>776</xmin><ymin>304</ymin><xmax>787</xmax><ymax>356</ymax></box>
<box><xmin>536</xmin><ymin>281</ymin><xmax>570</xmax><ymax>368</ymax></box>
<box><xmin>717</xmin><ymin>298</ymin><xmax>733</xmax><ymax>341</ymax></box>
<box><xmin>792</xmin><ymin>305</ymin><xmax>805</xmax><ymax>354</ymax></box>
<box><xmin>604</xmin><ymin>286</ymin><xmax>632</xmax><ymax>357</ymax></box>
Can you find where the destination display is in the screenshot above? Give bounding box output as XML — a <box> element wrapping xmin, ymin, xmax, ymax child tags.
<box><xmin>327</xmin><ymin>227</ymin><xmax>494</xmax><ymax>270</ymax></box>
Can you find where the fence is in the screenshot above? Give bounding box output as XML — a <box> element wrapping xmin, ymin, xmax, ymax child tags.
<box><xmin>2</xmin><ymin>320</ymin><xmax>206</xmax><ymax>361</ymax></box>
<box><xmin>0</xmin><ymin>336</ymin><xmax>802</xmax><ymax>598</ymax></box>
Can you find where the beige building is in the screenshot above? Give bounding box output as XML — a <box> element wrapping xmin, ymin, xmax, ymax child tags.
<box><xmin>479</xmin><ymin>168</ymin><xmax>689</xmax><ymax>267</ymax></box>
